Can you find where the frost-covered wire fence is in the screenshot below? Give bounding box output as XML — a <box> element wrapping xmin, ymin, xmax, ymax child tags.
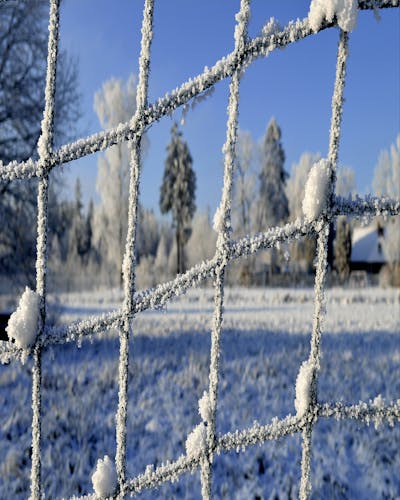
<box><xmin>1</xmin><ymin>0</ymin><xmax>400</xmax><ymax>498</ymax></box>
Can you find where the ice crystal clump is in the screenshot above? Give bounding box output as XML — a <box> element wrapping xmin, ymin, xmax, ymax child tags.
<box><xmin>92</xmin><ymin>455</ymin><xmax>117</xmax><ymax>499</ymax></box>
<box><xmin>186</xmin><ymin>423</ymin><xmax>207</xmax><ymax>457</ymax></box>
<box><xmin>199</xmin><ymin>391</ymin><xmax>212</xmax><ymax>422</ymax></box>
<box><xmin>295</xmin><ymin>360</ymin><xmax>313</xmax><ymax>417</ymax></box>
<box><xmin>6</xmin><ymin>287</ymin><xmax>40</xmax><ymax>350</ymax></box>
<box><xmin>308</xmin><ymin>0</ymin><xmax>358</xmax><ymax>33</ymax></box>
<box><xmin>302</xmin><ymin>159</ymin><xmax>330</xmax><ymax>221</ymax></box>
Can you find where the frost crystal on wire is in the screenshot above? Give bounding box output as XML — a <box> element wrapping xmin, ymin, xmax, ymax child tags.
<box><xmin>0</xmin><ymin>1</ymin><xmax>399</xmax><ymax>499</ymax></box>
<box><xmin>6</xmin><ymin>287</ymin><xmax>40</xmax><ymax>351</ymax></box>
<box><xmin>302</xmin><ymin>159</ymin><xmax>331</xmax><ymax>221</ymax></box>
<box><xmin>91</xmin><ymin>455</ymin><xmax>117</xmax><ymax>499</ymax></box>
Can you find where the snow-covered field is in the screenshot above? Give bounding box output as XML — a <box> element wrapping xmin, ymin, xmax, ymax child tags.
<box><xmin>1</xmin><ymin>286</ymin><xmax>399</xmax><ymax>499</ymax></box>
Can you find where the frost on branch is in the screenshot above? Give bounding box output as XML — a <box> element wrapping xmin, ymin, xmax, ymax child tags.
<box><xmin>302</xmin><ymin>159</ymin><xmax>330</xmax><ymax>221</ymax></box>
<box><xmin>308</xmin><ymin>0</ymin><xmax>358</xmax><ymax>32</ymax></box>
<box><xmin>295</xmin><ymin>360</ymin><xmax>314</xmax><ymax>417</ymax></box>
<box><xmin>6</xmin><ymin>287</ymin><xmax>40</xmax><ymax>352</ymax></box>
<box><xmin>186</xmin><ymin>423</ymin><xmax>207</xmax><ymax>458</ymax></box>
<box><xmin>92</xmin><ymin>455</ymin><xmax>117</xmax><ymax>499</ymax></box>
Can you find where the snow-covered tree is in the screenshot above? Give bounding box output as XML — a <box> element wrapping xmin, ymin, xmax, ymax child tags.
<box><xmin>373</xmin><ymin>134</ymin><xmax>400</xmax><ymax>199</ymax></box>
<box><xmin>285</xmin><ymin>152</ymin><xmax>321</xmax><ymax>273</ymax></box>
<box><xmin>160</xmin><ymin>123</ymin><xmax>196</xmax><ymax>275</ymax></box>
<box><xmin>286</xmin><ymin>152</ymin><xmax>321</xmax><ymax>221</ymax></box>
<box><xmin>233</xmin><ymin>131</ymin><xmax>256</xmax><ymax>236</ymax></box>
<box><xmin>231</xmin><ymin>131</ymin><xmax>257</xmax><ymax>284</ymax></box>
<box><xmin>186</xmin><ymin>211</ymin><xmax>216</xmax><ymax>269</ymax></box>
<box><xmin>0</xmin><ymin>0</ymin><xmax>80</xmax><ymax>286</ymax></box>
<box><xmin>68</xmin><ymin>179</ymin><xmax>85</xmax><ymax>259</ymax></box>
<box><xmin>154</xmin><ymin>231</ymin><xmax>170</xmax><ymax>283</ymax></box>
<box><xmin>256</xmin><ymin>118</ymin><xmax>289</xmax><ymax>278</ymax></box>
<box><xmin>257</xmin><ymin>118</ymin><xmax>289</xmax><ymax>230</ymax></box>
<box><xmin>336</xmin><ymin>166</ymin><xmax>356</xmax><ymax>198</ymax></box>
<box><xmin>334</xmin><ymin>216</ymin><xmax>352</xmax><ymax>282</ymax></box>
<box><xmin>136</xmin><ymin>255</ymin><xmax>157</xmax><ymax>290</ymax></box>
<box><xmin>137</xmin><ymin>207</ymin><xmax>160</xmax><ymax>260</ymax></box>
<box><xmin>94</xmin><ymin>74</ymin><xmax>138</xmax><ymax>286</ymax></box>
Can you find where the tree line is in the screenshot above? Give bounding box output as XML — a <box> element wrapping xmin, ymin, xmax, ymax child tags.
<box><xmin>0</xmin><ymin>1</ymin><xmax>398</xmax><ymax>291</ymax></box>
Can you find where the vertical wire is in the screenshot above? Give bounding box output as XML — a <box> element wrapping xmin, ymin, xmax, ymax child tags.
<box><xmin>299</xmin><ymin>30</ymin><xmax>349</xmax><ymax>500</ymax></box>
<box><xmin>115</xmin><ymin>0</ymin><xmax>154</xmax><ymax>495</ymax></box>
<box><xmin>200</xmin><ymin>2</ymin><xmax>251</xmax><ymax>498</ymax></box>
<box><xmin>31</xmin><ymin>1</ymin><xmax>60</xmax><ymax>498</ymax></box>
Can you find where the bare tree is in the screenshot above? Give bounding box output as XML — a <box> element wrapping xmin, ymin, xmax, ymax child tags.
<box><xmin>0</xmin><ymin>0</ymin><xmax>80</xmax><ymax>286</ymax></box>
<box><xmin>232</xmin><ymin>130</ymin><xmax>256</xmax><ymax>284</ymax></box>
<box><xmin>233</xmin><ymin>130</ymin><xmax>256</xmax><ymax>236</ymax></box>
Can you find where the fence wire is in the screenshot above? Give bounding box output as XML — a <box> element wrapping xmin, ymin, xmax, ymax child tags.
<box><xmin>0</xmin><ymin>0</ymin><xmax>399</xmax><ymax>499</ymax></box>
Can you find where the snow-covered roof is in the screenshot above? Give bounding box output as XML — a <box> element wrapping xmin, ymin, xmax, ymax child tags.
<box><xmin>351</xmin><ymin>224</ymin><xmax>386</xmax><ymax>263</ymax></box>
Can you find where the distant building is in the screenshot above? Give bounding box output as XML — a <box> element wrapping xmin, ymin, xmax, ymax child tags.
<box><xmin>350</xmin><ymin>222</ymin><xmax>386</xmax><ymax>274</ymax></box>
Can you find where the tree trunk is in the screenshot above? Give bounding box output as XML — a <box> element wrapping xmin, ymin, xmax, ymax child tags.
<box><xmin>176</xmin><ymin>227</ymin><xmax>181</xmax><ymax>275</ymax></box>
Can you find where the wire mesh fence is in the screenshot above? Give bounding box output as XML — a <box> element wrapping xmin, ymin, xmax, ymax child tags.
<box><xmin>0</xmin><ymin>0</ymin><xmax>399</xmax><ymax>498</ymax></box>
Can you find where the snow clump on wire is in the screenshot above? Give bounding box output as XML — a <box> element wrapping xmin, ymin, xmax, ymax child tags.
<box><xmin>198</xmin><ymin>391</ymin><xmax>212</xmax><ymax>422</ymax></box>
<box><xmin>295</xmin><ymin>360</ymin><xmax>314</xmax><ymax>417</ymax></box>
<box><xmin>185</xmin><ymin>423</ymin><xmax>207</xmax><ymax>458</ymax></box>
<box><xmin>308</xmin><ymin>0</ymin><xmax>358</xmax><ymax>32</ymax></box>
<box><xmin>6</xmin><ymin>287</ymin><xmax>40</xmax><ymax>350</ymax></box>
<box><xmin>213</xmin><ymin>204</ymin><xmax>224</xmax><ymax>233</ymax></box>
<box><xmin>92</xmin><ymin>455</ymin><xmax>117</xmax><ymax>498</ymax></box>
<box><xmin>186</xmin><ymin>391</ymin><xmax>211</xmax><ymax>457</ymax></box>
<box><xmin>302</xmin><ymin>159</ymin><xmax>330</xmax><ymax>221</ymax></box>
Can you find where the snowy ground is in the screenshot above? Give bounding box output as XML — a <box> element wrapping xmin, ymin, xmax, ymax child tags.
<box><xmin>0</xmin><ymin>286</ymin><xmax>399</xmax><ymax>499</ymax></box>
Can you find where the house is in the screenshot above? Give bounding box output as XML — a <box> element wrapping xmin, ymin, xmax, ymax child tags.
<box><xmin>350</xmin><ymin>222</ymin><xmax>386</xmax><ymax>274</ymax></box>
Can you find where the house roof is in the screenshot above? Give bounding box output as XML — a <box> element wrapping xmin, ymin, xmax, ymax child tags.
<box><xmin>351</xmin><ymin>223</ymin><xmax>386</xmax><ymax>264</ymax></box>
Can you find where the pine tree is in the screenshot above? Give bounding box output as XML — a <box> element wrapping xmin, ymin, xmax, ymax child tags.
<box><xmin>257</xmin><ymin>118</ymin><xmax>289</xmax><ymax>279</ymax></box>
<box><xmin>258</xmin><ymin>118</ymin><xmax>289</xmax><ymax>230</ymax></box>
<box><xmin>334</xmin><ymin>216</ymin><xmax>352</xmax><ymax>282</ymax></box>
<box><xmin>160</xmin><ymin>123</ymin><xmax>196</xmax><ymax>275</ymax></box>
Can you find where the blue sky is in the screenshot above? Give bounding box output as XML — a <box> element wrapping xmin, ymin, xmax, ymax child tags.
<box><xmin>58</xmin><ymin>0</ymin><xmax>399</xmax><ymax>215</ymax></box>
